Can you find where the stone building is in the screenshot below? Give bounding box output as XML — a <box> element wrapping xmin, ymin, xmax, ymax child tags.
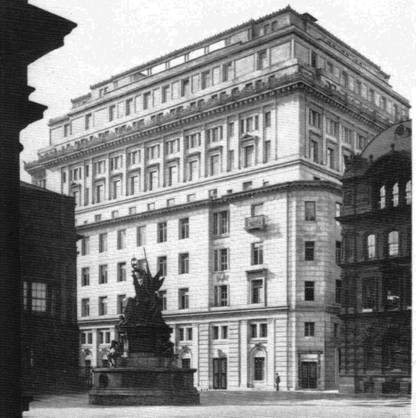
<box><xmin>26</xmin><ymin>7</ymin><xmax>409</xmax><ymax>390</ymax></box>
<box><xmin>20</xmin><ymin>182</ymin><xmax>80</xmax><ymax>393</ymax></box>
<box><xmin>338</xmin><ymin>120</ymin><xmax>411</xmax><ymax>394</ymax></box>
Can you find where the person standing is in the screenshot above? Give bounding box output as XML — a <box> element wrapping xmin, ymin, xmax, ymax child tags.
<box><xmin>275</xmin><ymin>372</ymin><xmax>280</xmax><ymax>391</ymax></box>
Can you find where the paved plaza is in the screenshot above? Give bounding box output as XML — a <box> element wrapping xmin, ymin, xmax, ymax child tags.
<box><xmin>24</xmin><ymin>391</ymin><xmax>411</xmax><ymax>418</ymax></box>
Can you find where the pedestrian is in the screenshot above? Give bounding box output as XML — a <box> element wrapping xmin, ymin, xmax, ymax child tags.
<box><xmin>275</xmin><ymin>372</ymin><xmax>280</xmax><ymax>391</ymax></box>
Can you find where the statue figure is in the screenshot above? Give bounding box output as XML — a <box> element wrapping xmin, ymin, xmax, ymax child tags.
<box><xmin>120</xmin><ymin>255</ymin><xmax>165</xmax><ymax>326</ymax></box>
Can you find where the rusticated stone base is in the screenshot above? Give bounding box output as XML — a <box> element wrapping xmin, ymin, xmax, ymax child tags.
<box><xmin>89</xmin><ymin>365</ymin><xmax>199</xmax><ymax>405</ymax></box>
<box><xmin>89</xmin><ymin>387</ymin><xmax>199</xmax><ymax>406</ymax></box>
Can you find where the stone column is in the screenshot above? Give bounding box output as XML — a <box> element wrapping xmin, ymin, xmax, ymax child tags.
<box><xmin>240</xmin><ymin>320</ymin><xmax>248</xmax><ymax>388</ymax></box>
<box><xmin>198</xmin><ymin>323</ymin><xmax>210</xmax><ymax>389</ymax></box>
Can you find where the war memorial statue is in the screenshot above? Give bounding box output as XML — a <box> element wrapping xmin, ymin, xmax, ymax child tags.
<box><xmin>89</xmin><ymin>254</ymin><xmax>199</xmax><ymax>405</ymax></box>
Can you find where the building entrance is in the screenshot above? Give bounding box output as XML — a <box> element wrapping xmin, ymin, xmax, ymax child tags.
<box><xmin>300</xmin><ymin>361</ymin><xmax>317</xmax><ymax>389</ymax></box>
<box><xmin>213</xmin><ymin>358</ymin><xmax>227</xmax><ymax>389</ymax></box>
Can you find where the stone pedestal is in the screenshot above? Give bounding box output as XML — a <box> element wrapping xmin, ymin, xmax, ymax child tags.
<box><xmin>89</xmin><ymin>324</ymin><xmax>199</xmax><ymax>405</ymax></box>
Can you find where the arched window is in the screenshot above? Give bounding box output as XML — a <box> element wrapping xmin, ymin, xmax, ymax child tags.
<box><xmin>388</xmin><ymin>231</ymin><xmax>399</xmax><ymax>257</ymax></box>
<box><xmin>379</xmin><ymin>185</ymin><xmax>386</xmax><ymax>209</ymax></box>
<box><xmin>392</xmin><ymin>182</ymin><xmax>399</xmax><ymax>207</ymax></box>
<box><xmin>367</xmin><ymin>234</ymin><xmax>376</xmax><ymax>259</ymax></box>
<box><xmin>405</xmin><ymin>180</ymin><xmax>411</xmax><ymax>205</ymax></box>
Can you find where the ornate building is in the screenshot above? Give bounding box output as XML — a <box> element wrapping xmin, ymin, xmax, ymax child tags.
<box><xmin>338</xmin><ymin>121</ymin><xmax>411</xmax><ymax>394</ymax></box>
<box><xmin>26</xmin><ymin>7</ymin><xmax>409</xmax><ymax>390</ymax></box>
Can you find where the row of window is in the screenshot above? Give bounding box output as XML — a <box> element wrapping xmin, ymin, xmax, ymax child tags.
<box><xmin>80</xmin><ymin>242</ymin><xmax>263</xmax><ymax>287</ymax></box>
<box><xmin>69</xmin><ymin>143</ymin><xmax>273</xmax><ymax>206</ymax></box>
<box><xmin>343</xmin><ymin>229</ymin><xmax>410</xmax><ymax>263</ymax></box>
<box><xmin>308</xmin><ymin>48</ymin><xmax>406</xmax><ymax>121</ymax></box>
<box><xmin>80</xmin><ymin>277</ymin><xmax>269</xmax><ymax>317</ymax></box>
<box><xmin>308</xmin><ymin>109</ymin><xmax>369</xmax><ymax>151</ymax></box>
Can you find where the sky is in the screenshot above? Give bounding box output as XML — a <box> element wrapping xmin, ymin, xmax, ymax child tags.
<box><xmin>21</xmin><ymin>0</ymin><xmax>416</xmax><ymax>181</ymax></box>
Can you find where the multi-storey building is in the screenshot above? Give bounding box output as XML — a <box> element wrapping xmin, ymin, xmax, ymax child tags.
<box><xmin>26</xmin><ymin>7</ymin><xmax>409</xmax><ymax>390</ymax></box>
<box><xmin>338</xmin><ymin>120</ymin><xmax>411</xmax><ymax>394</ymax></box>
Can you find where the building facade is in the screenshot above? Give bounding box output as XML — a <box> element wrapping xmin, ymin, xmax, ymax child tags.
<box><xmin>26</xmin><ymin>7</ymin><xmax>409</xmax><ymax>390</ymax></box>
<box><xmin>21</xmin><ymin>182</ymin><xmax>79</xmax><ymax>393</ymax></box>
<box><xmin>338</xmin><ymin>121</ymin><xmax>411</xmax><ymax>394</ymax></box>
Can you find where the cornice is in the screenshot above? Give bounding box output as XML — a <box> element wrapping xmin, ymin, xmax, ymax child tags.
<box><xmin>26</xmin><ymin>70</ymin><xmax>391</xmax><ymax>173</ymax></box>
<box><xmin>76</xmin><ymin>179</ymin><xmax>341</xmax><ymax>232</ymax></box>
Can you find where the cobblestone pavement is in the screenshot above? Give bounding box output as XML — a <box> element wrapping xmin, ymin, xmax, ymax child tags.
<box><xmin>23</xmin><ymin>391</ymin><xmax>411</xmax><ymax>418</ymax></box>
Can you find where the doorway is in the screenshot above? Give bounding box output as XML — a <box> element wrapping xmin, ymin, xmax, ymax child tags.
<box><xmin>300</xmin><ymin>361</ymin><xmax>317</xmax><ymax>389</ymax></box>
<box><xmin>213</xmin><ymin>358</ymin><xmax>227</xmax><ymax>389</ymax></box>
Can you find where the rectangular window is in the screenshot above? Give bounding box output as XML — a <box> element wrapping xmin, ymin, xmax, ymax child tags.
<box><xmin>264</xmin><ymin>141</ymin><xmax>271</xmax><ymax>163</ymax></box>
<box><xmin>179</xmin><ymin>218</ymin><xmax>189</xmax><ymax>239</ymax></box>
<box><xmin>179</xmin><ymin>253</ymin><xmax>189</xmax><ymax>274</ymax></box>
<box><xmin>221</xmin><ymin>326</ymin><xmax>228</xmax><ymax>340</ymax></box>
<box><xmin>326</xmin><ymin>118</ymin><xmax>339</xmax><ymax>138</ymax></box>
<box><xmin>214</xmin><ymin>285</ymin><xmax>228</xmax><ymax>307</ymax></box>
<box><xmin>81</xmin><ymin>298</ymin><xmax>90</xmax><ymax>317</ymax></box>
<box><xmin>309</xmin><ymin>139</ymin><xmax>319</xmax><ymax>163</ymax></box>
<box><xmin>81</xmin><ymin>236</ymin><xmax>90</xmax><ymax>255</ymax></box>
<box><xmin>157</xmin><ymin>222</ymin><xmax>167</xmax><ymax>243</ymax></box>
<box><xmin>99</xmin><ymin>232</ymin><xmax>107</xmax><ymax>253</ymax></box>
<box><xmin>342</xmin><ymin>126</ymin><xmax>354</xmax><ymax>146</ymax></box>
<box><xmin>181</xmin><ymin>78</ymin><xmax>190</xmax><ymax>96</ymax></box>
<box><xmin>362</xmin><ymin>278</ymin><xmax>377</xmax><ymax>311</ymax></box>
<box><xmin>213</xmin><ymin>211</ymin><xmax>229</xmax><ymax>236</ymax></box>
<box><xmin>128</xmin><ymin>175</ymin><xmax>139</xmax><ymax>195</ymax></box>
<box><xmin>117</xmin><ymin>262</ymin><xmax>126</xmax><ymax>282</ymax></box>
<box><xmin>143</xmin><ymin>92</ymin><xmax>151</xmax><ymax>110</ymax></box>
<box><xmin>167</xmin><ymin>164</ymin><xmax>178</xmax><ymax>186</ymax></box>
<box><xmin>179</xmin><ymin>288</ymin><xmax>189</xmax><ymax>309</ymax></box>
<box><xmin>99</xmin><ymin>264</ymin><xmax>108</xmax><ymax>284</ymax></box>
<box><xmin>136</xmin><ymin>226</ymin><xmax>146</xmax><ymax>247</ymax></box>
<box><xmin>98</xmin><ymin>296</ymin><xmax>108</xmax><ymax>316</ymax></box>
<box><xmin>251</xmin><ymin>242</ymin><xmax>264</xmax><ymax>265</ymax></box>
<box><xmin>304</xmin><ymin>322</ymin><xmax>315</xmax><ymax>337</ymax></box>
<box><xmin>161</xmin><ymin>85</ymin><xmax>170</xmax><ymax>103</ymax></box>
<box><xmin>260</xmin><ymin>323</ymin><xmax>267</xmax><ymax>338</ymax></box>
<box><xmin>257</xmin><ymin>50</ymin><xmax>268</xmax><ymax>70</ymax></box>
<box><xmin>336</xmin><ymin>241</ymin><xmax>342</xmax><ymax>264</ymax></box>
<box><xmin>251</xmin><ymin>279</ymin><xmax>264</xmax><ymax>304</ymax></box>
<box><xmin>244</xmin><ymin>145</ymin><xmax>255</xmax><ymax>167</ymax></box>
<box><xmin>85</xmin><ymin>113</ymin><xmax>92</xmax><ymax>130</ymax></box>
<box><xmin>222</xmin><ymin>62</ymin><xmax>233</xmax><ymax>81</ymax></box>
<box><xmin>304</xmin><ymin>201</ymin><xmax>316</xmax><ymax>221</ymax></box>
<box><xmin>304</xmin><ymin>281</ymin><xmax>315</xmax><ymax>301</ymax></box>
<box><xmin>159</xmin><ymin>290</ymin><xmax>167</xmax><ymax>310</ymax></box>
<box><xmin>264</xmin><ymin>111</ymin><xmax>271</xmax><ymax>128</ymax></box>
<box><xmin>117</xmin><ymin>229</ymin><xmax>126</xmax><ymax>250</ymax></box>
<box><xmin>209</xmin><ymin>154</ymin><xmax>220</xmax><ymax>176</ymax></box>
<box><xmin>309</xmin><ymin>109</ymin><xmax>321</xmax><ymax>129</ymax></box>
<box><xmin>214</xmin><ymin>248</ymin><xmax>229</xmax><ymax>271</ymax></box>
<box><xmin>333</xmin><ymin>280</ymin><xmax>342</xmax><ymax>305</ymax></box>
<box><xmin>81</xmin><ymin>267</ymin><xmax>90</xmax><ymax>286</ymax></box>
<box><xmin>213</xmin><ymin>326</ymin><xmax>219</xmax><ymax>340</ymax></box>
<box><xmin>125</xmin><ymin>98</ymin><xmax>133</xmax><ymax>116</ymax></box>
<box><xmin>305</xmin><ymin>241</ymin><xmax>315</xmax><ymax>261</ymax></box>
<box><xmin>157</xmin><ymin>256</ymin><xmax>167</xmax><ymax>276</ymax></box>
<box><xmin>117</xmin><ymin>294</ymin><xmax>126</xmax><ymax>315</ymax></box>
<box><xmin>201</xmin><ymin>70</ymin><xmax>211</xmax><ymax>89</ymax></box>
<box><xmin>327</xmin><ymin>147</ymin><xmax>335</xmax><ymax>169</ymax></box>
<box><xmin>29</xmin><ymin>282</ymin><xmax>47</xmax><ymax>312</ymax></box>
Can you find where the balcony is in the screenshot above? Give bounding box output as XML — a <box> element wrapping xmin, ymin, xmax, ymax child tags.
<box><xmin>245</xmin><ymin>215</ymin><xmax>267</xmax><ymax>231</ymax></box>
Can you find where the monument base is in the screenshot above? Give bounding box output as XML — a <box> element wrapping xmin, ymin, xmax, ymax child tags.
<box><xmin>89</xmin><ymin>354</ymin><xmax>199</xmax><ymax>405</ymax></box>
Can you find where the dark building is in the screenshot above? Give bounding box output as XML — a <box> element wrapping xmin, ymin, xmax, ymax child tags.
<box><xmin>21</xmin><ymin>182</ymin><xmax>79</xmax><ymax>393</ymax></box>
<box><xmin>338</xmin><ymin>120</ymin><xmax>411</xmax><ymax>394</ymax></box>
<box><xmin>1</xmin><ymin>1</ymin><xmax>75</xmax><ymax>413</ymax></box>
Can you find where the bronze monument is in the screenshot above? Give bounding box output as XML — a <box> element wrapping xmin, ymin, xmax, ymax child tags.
<box><xmin>89</xmin><ymin>256</ymin><xmax>199</xmax><ymax>405</ymax></box>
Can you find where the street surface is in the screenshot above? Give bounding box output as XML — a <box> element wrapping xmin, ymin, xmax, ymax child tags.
<box><xmin>24</xmin><ymin>390</ymin><xmax>411</xmax><ymax>418</ymax></box>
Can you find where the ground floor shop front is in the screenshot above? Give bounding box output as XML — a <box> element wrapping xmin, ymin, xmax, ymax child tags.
<box><xmin>79</xmin><ymin>310</ymin><xmax>339</xmax><ymax>390</ymax></box>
